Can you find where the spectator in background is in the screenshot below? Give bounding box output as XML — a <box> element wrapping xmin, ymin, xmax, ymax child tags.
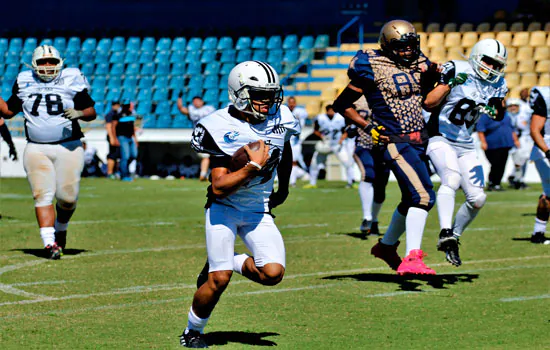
<box><xmin>179</xmin><ymin>155</ymin><xmax>200</xmax><ymax>179</ymax></box>
<box><xmin>81</xmin><ymin>142</ymin><xmax>105</xmax><ymax>177</ymax></box>
<box><xmin>112</xmin><ymin>102</ymin><xmax>138</xmax><ymax>182</ymax></box>
<box><xmin>477</xmin><ymin>106</ymin><xmax>520</xmax><ymax>191</ymax></box>
<box><xmin>104</xmin><ymin>101</ymin><xmax>121</xmax><ymax>179</ymax></box>
<box><xmin>0</xmin><ymin>117</ymin><xmax>18</xmax><ymax>161</ymax></box>
<box><xmin>286</xmin><ymin>96</ymin><xmax>309</xmax><ymax>186</ymax></box>
<box><xmin>507</xmin><ymin>98</ymin><xmax>532</xmax><ymax>189</ymax></box>
<box><xmin>177</xmin><ymin>95</ymin><xmax>216</xmax><ymax>181</ymax></box>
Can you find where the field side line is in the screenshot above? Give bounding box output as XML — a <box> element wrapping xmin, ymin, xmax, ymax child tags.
<box><xmin>11</xmin><ymin>280</ymin><xmax>70</xmax><ymax>287</ymax></box>
<box><xmin>365</xmin><ymin>290</ymin><xmax>438</xmax><ymax>298</ymax></box>
<box><xmin>0</xmin><ymin>284</ymin><xmax>53</xmax><ymax>300</ymax></box>
<box><xmin>500</xmin><ymin>294</ymin><xmax>550</xmax><ymax>302</ymax></box>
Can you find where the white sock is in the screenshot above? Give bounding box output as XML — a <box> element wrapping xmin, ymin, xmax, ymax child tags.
<box><xmin>187</xmin><ymin>307</ymin><xmax>209</xmax><ymax>333</ymax></box>
<box><xmin>533</xmin><ymin>218</ymin><xmax>547</xmax><ymax>235</ymax></box>
<box><xmin>290</xmin><ymin>166</ymin><xmax>297</xmax><ymax>186</ymax></box>
<box><xmin>309</xmin><ymin>164</ymin><xmax>319</xmax><ymax>186</ymax></box>
<box><xmin>359</xmin><ymin>181</ymin><xmax>374</xmax><ymax>221</ymax></box>
<box><xmin>54</xmin><ymin>220</ymin><xmax>69</xmax><ymax>232</ymax></box>
<box><xmin>381</xmin><ymin>208</ymin><xmax>406</xmax><ymax>246</ymax></box>
<box><xmin>452</xmin><ymin>202</ymin><xmax>480</xmax><ymax>237</ymax></box>
<box><xmin>513</xmin><ymin>166</ymin><xmax>522</xmax><ymax>181</ymax></box>
<box><xmin>372</xmin><ymin>201</ymin><xmax>383</xmax><ymax>222</ymax></box>
<box><xmin>346</xmin><ymin>165</ymin><xmax>355</xmax><ymax>185</ymax></box>
<box><xmin>436</xmin><ymin>185</ymin><xmax>456</xmax><ymax>230</ymax></box>
<box><xmin>233</xmin><ymin>253</ymin><xmax>249</xmax><ymax>275</ymax></box>
<box><xmin>40</xmin><ymin>227</ymin><xmax>56</xmax><ymax>247</ymax></box>
<box><xmin>405</xmin><ymin>207</ymin><xmax>429</xmax><ymax>255</ymax></box>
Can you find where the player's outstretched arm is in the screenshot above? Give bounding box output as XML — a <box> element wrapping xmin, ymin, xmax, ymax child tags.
<box><xmin>531</xmin><ymin>114</ymin><xmax>549</xmax><ymax>155</ymax></box>
<box><xmin>0</xmin><ymin>97</ymin><xmax>17</xmax><ymax>118</ymax></box>
<box><xmin>269</xmin><ymin>141</ymin><xmax>292</xmax><ymax>209</ymax></box>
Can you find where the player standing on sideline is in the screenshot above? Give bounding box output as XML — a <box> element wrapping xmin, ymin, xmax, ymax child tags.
<box><xmin>507</xmin><ymin>98</ymin><xmax>532</xmax><ymax>189</ymax></box>
<box><xmin>179</xmin><ymin>61</ymin><xmax>300</xmax><ymax>348</ymax></box>
<box><xmin>177</xmin><ymin>95</ymin><xmax>216</xmax><ymax>181</ymax></box>
<box><xmin>0</xmin><ymin>45</ymin><xmax>96</xmax><ymax>259</ymax></box>
<box><xmin>424</xmin><ymin>39</ymin><xmax>509</xmax><ymax>266</ymax></box>
<box><xmin>333</xmin><ymin>19</ymin><xmax>437</xmax><ymax>275</ymax></box>
<box><xmin>304</xmin><ymin>105</ymin><xmax>355</xmax><ymax>189</ymax></box>
<box><xmin>286</xmin><ymin>96</ymin><xmax>309</xmax><ymax>186</ymax></box>
<box><xmin>528</xmin><ymin>86</ymin><xmax>550</xmax><ymax>244</ymax></box>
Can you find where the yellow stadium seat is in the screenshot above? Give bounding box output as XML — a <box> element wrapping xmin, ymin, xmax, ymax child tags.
<box><xmin>427</xmin><ymin>32</ymin><xmax>444</xmax><ymax>48</ymax></box>
<box><xmin>444</xmin><ymin>32</ymin><xmax>461</xmax><ymax>48</ymax></box>
<box><xmin>508</xmin><ymin>86</ymin><xmax>522</xmax><ymax>98</ymax></box>
<box><xmin>517</xmin><ymin>60</ymin><xmax>535</xmax><ymax>73</ymax></box>
<box><xmin>547</xmin><ymin>34</ymin><xmax>550</xmax><ymax>46</ymax></box>
<box><xmin>529</xmin><ymin>31</ymin><xmax>548</xmax><ymax>47</ymax></box>
<box><xmin>429</xmin><ymin>46</ymin><xmax>446</xmax><ymax>62</ymax></box>
<box><xmin>506</xmin><ymin>47</ymin><xmax>517</xmax><ymax>60</ymax></box>
<box><xmin>527</xmin><ymin>22</ymin><xmax>542</xmax><ymax>31</ymax></box>
<box><xmin>413</xmin><ymin>22</ymin><xmax>424</xmax><ymax>33</ymax></box>
<box><xmin>505</xmin><ymin>60</ymin><xmax>517</xmax><ymax>73</ymax></box>
<box><xmin>493</xmin><ymin>22</ymin><xmax>507</xmax><ymax>32</ymax></box>
<box><xmin>516</xmin><ymin>46</ymin><xmax>534</xmax><ymax>61</ymax></box>
<box><xmin>535</xmin><ymin>60</ymin><xmax>550</xmax><ymax>73</ymax></box>
<box><xmin>511</xmin><ymin>32</ymin><xmax>530</xmax><ymax>47</ymax></box>
<box><xmin>520</xmin><ymin>73</ymin><xmax>538</xmax><ymax>88</ymax></box>
<box><xmin>495</xmin><ymin>31</ymin><xmax>512</xmax><ymax>46</ymax></box>
<box><xmin>459</xmin><ymin>23</ymin><xmax>474</xmax><ymax>32</ymax></box>
<box><xmin>418</xmin><ymin>32</ymin><xmax>428</xmax><ymax>50</ymax></box>
<box><xmin>545</xmin><ymin>22</ymin><xmax>550</xmax><ymax>32</ymax></box>
<box><xmin>443</xmin><ymin>23</ymin><xmax>457</xmax><ymax>33</ymax></box>
<box><xmin>505</xmin><ymin>73</ymin><xmax>520</xmax><ymax>88</ymax></box>
<box><xmin>426</xmin><ymin>23</ymin><xmax>441</xmax><ymax>33</ymax></box>
<box><xmin>479</xmin><ymin>32</ymin><xmax>496</xmax><ymax>41</ymax></box>
<box><xmin>539</xmin><ymin>73</ymin><xmax>550</xmax><ymax>86</ymax></box>
<box><xmin>476</xmin><ymin>22</ymin><xmax>491</xmax><ymax>32</ymax></box>
<box><xmin>447</xmin><ymin>47</ymin><xmax>465</xmax><ymax>61</ymax></box>
<box><xmin>461</xmin><ymin>32</ymin><xmax>478</xmax><ymax>48</ymax></box>
<box><xmin>509</xmin><ymin>22</ymin><xmax>524</xmax><ymax>32</ymax></box>
<box><xmin>533</xmin><ymin>46</ymin><xmax>550</xmax><ymax>61</ymax></box>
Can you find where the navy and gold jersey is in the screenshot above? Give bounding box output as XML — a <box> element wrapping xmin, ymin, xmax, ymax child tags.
<box><xmin>348</xmin><ymin>49</ymin><xmax>431</xmax><ymax>143</ymax></box>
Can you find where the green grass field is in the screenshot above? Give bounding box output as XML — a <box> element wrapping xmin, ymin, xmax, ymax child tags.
<box><xmin>0</xmin><ymin>178</ymin><xmax>548</xmax><ymax>349</ymax></box>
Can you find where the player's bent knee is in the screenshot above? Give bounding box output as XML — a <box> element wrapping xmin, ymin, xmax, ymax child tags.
<box><xmin>34</xmin><ymin>189</ymin><xmax>55</xmax><ymax>207</ymax></box>
<box><xmin>57</xmin><ymin>199</ymin><xmax>77</xmax><ymax>211</ymax></box>
<box><xmin>208</xmin><ymin>270</ymin><xmax>233</xmax><ymax>292</ymax></box>
<box><xmin>259</xmin><ymin>263</ymin><xmax>285</xmax><ymax>286</ymax></box>
<box><xmin>536</xmin><ymin>195</ymin><xmax>550</xmax><ymax>221</ymax></box>
<box><xmin>443</xmin><ymin>171</ymin><xmax>461</xmax><ymax>191</ymax></box>
<box><xmin>467</xmin><ymin>192</ymin><xmax>487</xmax><ymax>209</ymax></box>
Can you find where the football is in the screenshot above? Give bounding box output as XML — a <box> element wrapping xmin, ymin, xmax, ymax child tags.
<box><xmin>229</xmin><ymin>140</ymin><xmax>262</xmax><ymax>172</ymax></box>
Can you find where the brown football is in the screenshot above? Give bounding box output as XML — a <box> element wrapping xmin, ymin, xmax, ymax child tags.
<box><xmin>229</xmin><ymin>141</ymin><xmax>262</xmax><ymax>172</ymax></box>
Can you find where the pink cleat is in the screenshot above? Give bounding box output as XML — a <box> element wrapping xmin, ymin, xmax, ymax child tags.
<box><xmin>396</xmin><ymin>249</ymin><xmax>436</xmax><ymax>276</ymax></box>
<box><xmin>371</xmin><ymin>239</ymin><xmax>402</xmax><ymax>271</ymax></box>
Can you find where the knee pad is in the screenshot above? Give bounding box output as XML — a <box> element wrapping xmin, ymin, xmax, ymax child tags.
<box><xmin>442</xmin><ymin>171</ymin><xmax>461</xmax><ymax>191</ymax></box>
<box><xmin>57</xmin><ymin>199</ymin><xmax>77</xmax><ymax>211</ymax></box>
<box><xmin>373</xmin><ymin>187</ymin><xmax>386</xmax><ymax>203</ymax></box>
<box><xmin>34</xmin><ymin>189</ymin><xmax>55</xmax><ymax>207</ymax></box>
<box><xmin>467</xmin><ymin>192</ymin><xmax>487</xmax><ymax>209</ymax></box>
<box><xmin>537</xmin><ymin>195</ymin><xmax>550</xmax><ymax>221</ymax></box>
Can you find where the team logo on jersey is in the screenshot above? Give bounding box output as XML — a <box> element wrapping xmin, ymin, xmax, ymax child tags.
<box><xmin>272</xmin><ymin>124</ymin><xmax>286</xmax><ymax>134</ymax></box>
<box><xmin>223</xmin><ymin>131</ymin><xmax>239</xmax><ymax>143</ymax></box>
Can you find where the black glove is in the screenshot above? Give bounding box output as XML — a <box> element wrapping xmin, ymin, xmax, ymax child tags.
<box><xmin>9</xmin><ymin>144</ymin><xmax>17</xmax><ymax>161</ymax></box>
<box><xmin>545</xmin><ymin>150</ymin><xmax>550</xmax><ymax>160</ymax></box>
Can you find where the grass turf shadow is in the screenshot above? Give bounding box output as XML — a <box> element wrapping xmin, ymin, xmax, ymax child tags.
<box><xmin>205</xmin><ymin>331</ymin><xmax>279</xmax><ymax>347</ymax></box>
<box><xmin>10</xmin><ymin>248</ymin><xmax>89</xmax><ymax>258</ymax></box>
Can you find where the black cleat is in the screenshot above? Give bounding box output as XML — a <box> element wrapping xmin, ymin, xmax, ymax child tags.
<box><xmin>180</xmin><ymin>329</ymin><xmax>208</xmax><ymax>348</ymax></box>
<box><xmin>360</xmin><ymin>219</ymin><xmax>371</xmax><ymax>235</ymax></box>
<box><xmin>437</xmin><ymin>229</ymin><xmax>461</xmax><ymax>267</ymax></box>
<box><xmin>55</xmin><ymin>231</ymin><xmax>67</xmax><ymax>250</ymax></box>
<box><xmin>370</xmin><ymin>221</ymin><xmax>380</xmax><ymax>236</ymax></box>
<box><xmin>196</xmin><ymin>260</ymin><xmax>209</xmax><ymax>289</ymax></box>
<box><xmin>531</xmin><ymin>232</ymin><xmax>550</xmax><ymax>244</ymax></box>
<box><xmin>45</xmin><ymin>243</ymin><xmax>62</xmax><ymax>260</ymax></box>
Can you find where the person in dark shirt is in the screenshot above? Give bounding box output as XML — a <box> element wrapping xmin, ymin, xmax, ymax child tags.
<box><xmin>104</xmin><ymin>101</ymin><xmax>121</xmax><ymax>179</ymax></box>
<box><xmin>112</xmin><ymin>102</ymin><xmax>138</xmax><ymax>182</ymax></box>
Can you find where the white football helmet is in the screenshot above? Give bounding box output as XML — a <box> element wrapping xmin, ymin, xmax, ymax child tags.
<box><xmin>469</xmin><ymin>39</ymin><xmax>507</xmax><ymax>84</ymax></box>
<box><xmin>228</xmin><ymin>61</ymin><xmax>283</xmax><ymax>122</ymax></box>
<box><xmin>31</xmin><ymin>45</ymin><xmax>64</xmax><ymax>82</ymax></box>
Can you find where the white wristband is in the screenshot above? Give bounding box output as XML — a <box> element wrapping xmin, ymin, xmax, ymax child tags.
<box><xmin>247</xmin><ymin>161</ymin><xmax>262</xmax><ymax>170</ymax></box>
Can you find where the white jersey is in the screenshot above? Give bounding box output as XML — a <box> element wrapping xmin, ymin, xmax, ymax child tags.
<box><xmin>315</xmin><ymin>113</ymin><xmax>346</xmax><ymax>147</ymax></box>
<box><xmin>10</xmin><ymin>68</ymin><xmax>92</xmax><ymax>144</ymax></box>
<box><xmin>288</xmin><ymin>105</ymin><xmax>307</xmax><ymax>147</ymax></box>
<box><xmin>432</xmin><ymin>60</ymin><xmax>508</xmax><ymax>145</ymax></box>
<box><xmin>191</xmin><ymin>105</ymin><xmax>300</xmax><ymax>212</ymax></box>
<box><xmin>529</xmin><ymin>86</ymin><xmax>550</xmax><ymax>161</ymax></box>
<box><xmin>188</xmin><ymin>104</ymin><xmax>216</xmax><ymax>128</ymax></box>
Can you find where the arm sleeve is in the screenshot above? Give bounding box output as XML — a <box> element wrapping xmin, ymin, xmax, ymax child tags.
<box><xmin>313</xmin><ymin>120</ymin><xmax>320</xmax><ymax>131</ymax></box>
<box><xmin>347</xmin><ymin>52</ymin><xmax>375</xmax><ymax>93</ymax></box>
<box><xmin>476</xmin><ymin>116</ymin><xmax>488</xmax><ymax>132</ymax></box>
<box><xmin>6</xmin><ymin>81</ymin><xmax>23</xmax><ymax>115</ymax></box>
<box><xmin>530</xmin><ymin>88</ymin><xmax>548</xmax><ymax>117</ymax></box>
<box><xmin>191</xmin><ymin>124</ymin><xmax>228</xmax><ymax>157</ymax></box>
<box><xmin>439</xmin><ymin>61</ymin><xmax>456</xmax><ymax>85</ymax></box>
<box><xmin>73</xmin><ymin>89</ymin><xmax>95</xmax><ymax>110</ymax></box>
<box><xmin>488</xmin><ymin>97</ymin><xmax>505</xmax><ymax>121</ymax></box>
<box><xmin>0</xmin><ymin>122</ymin><xmax>14</xmax><ymax>145</ymax></box>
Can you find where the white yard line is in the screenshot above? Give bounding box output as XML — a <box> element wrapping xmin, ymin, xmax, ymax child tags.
<box><xmin>500</xmin><ymin>294</ymin><xmax>550</xmax><ymax>302</ymax></box>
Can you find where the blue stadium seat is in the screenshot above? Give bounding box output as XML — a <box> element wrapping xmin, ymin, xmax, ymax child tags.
<box><xmin>156</xmin><ymin>115</ymin><xmax>173</xmax><ymax>128</ymax></box>
<box><xmin>6</xmin><ymin>51</ymin><xmax>20</xmax><ymax>64</ymax></box>
<box><xmin>204</xmin><ymin>62</ymin><xmax>220</xmax><ymax>75</ymax></box>
<box><xmin>186</xmin><ymin>37</ymin><xmax>202</xmax><ymax>51</ymax></box>
<box><xmin>64</xmin><ymin>51</ymin><xmax>79</xmax><ymax>67</ymax></box>
<box><xmin>20</xmin><ymin>52</ymin><xmax>32</xmax><ymax>65</ymax></box>
<box><xmin>217</xmin><ymin>37</ymin><xmax>233</xmax><ymax>51</ymax></box>
<box><xmin>97</xmin><ymin>38</ymin><xmax>112</xmax><ymax>52</ymax></box>
<box><xmin>252</xmin><ymin>50</ymin><xmax>267</xmax><ymax>61</ymax></box>
<box><xmin>137</xmin><ymin>88</ymin><xmax>152</xmax><ymax>102</ymax></box>
<box><xmin>139</xmin><ymin>51</ymin><xmax>155</xmax><ymax>64</ymax></box>
<box><xmin>141</xmin><ymin>37</ymin><xmax>156</xmax><ymax>52</ymax></box>
<box><xmin>67</xmin><ymin>37</ymin><xmax>81</xmax><ymax>52</ymax></box>
<box><xmin>0</xmin><ymin>64</ymin><xmax>5</xmax><ymax>75</ymax></box>
<box><xmin>251</xmin><ymin>37</ymin><xmax>266</xmax><ymax>49</ymax></box>
<box><xmin>94</xmin><ymin>101</ymin><xmax>105</xmax><ymax>116</ymax></box>
<box><xmin>141</xmin><ymin>115</ymin><xmax>156</xmax><ymax>128</ymax></box>
<box><xmin>152</xmin><ymin>88</ymin><xmax>168</xmax><ymax>102</ymax></box>
<box><xmin>95</xmin><ymin>51</ymin><xmax>110</xmax><ymax>64</ymax></box>
<box><xmin>155</xmin><ymin>101</ymin><xmax>171</xmax><ymax>115</ymax></box>
<box><xmin>124</xmin><ymin>50</ymin><xmax>139</xmax><ymax>64</ymax></box>
<box><xmin>203</xmin><ymin>75</ymin><xmax>219</xmax><ymax>89</ymax></box>
<box><xmin>154</xmin><ymin>51</ymin><xmax>170</xmax><ymax>63</ymax></box>
<box><xmin>106</xmin><ymin>88</ymin><xmax>121</xmax><ymax>102</ymax></box>
<box><xmin>53</xmin><ymin>37</ymin><xmax>67</xmax><ymax>52</ymax></box>
<box><xmin>79</xmin><ymin>51</ymin><xmax>94</xmax><ymax>64</ymax></box>
<box><xmin>169</xmin><ymin>51</ymin><xmax>185</xmax><ymax>64</ymax></box>
<box><xmin>236</xmin><ymin>49</ymin><xmax>251</xmax><ymax>62</ymax></box>
<box><xmin>170</xmin><ymin>62</ymin><xmax>186</xmax><ymax>76</ymax></box>
<box><xmin>171</xmin><ymin>37</ymin><xmax>186</xmax><ymax>51</ymax></box>
<box><xmin>155</xmin><ymin>62</ymin><xmax>170</xmax><ymax>76</ymax></box>
<box><xmin>21</xmin><ymin>64</ymin><xmax>32</xmax><ymax>72</ymax></box>
<box><xmin>123</xmin><ymin>76</ymin><xmax>138</xmax><ymax>89</ymax></box>
<box><xmin>235</xmin><ymin>37</ymin><xmax>251</xmax><ymax>50</ymax></box>
<box><xmin>111</xmin><ymin>37</ymin><xmax>125</xmax><ymax>52</ymax></box>
<box><xmin>109</xmin><ymin>63</ymin><xmax>124</xmax><ymax>76</ymax></box>
<box><xmin>184</xmin><ymin>51</ymin><xmax>200</xmax><ymax>63</ymax></box>
<box><xmin>108</xmin><ymin>76</ymin><xmax>122</xmax><ymax>89</ymax></box>
<box><xmin>169</xmin><ymin>76</ymin><xmax>184</xmax><ymax>90</ymax></box>
<box><xmin>81</xmin><ymin>62</ymin><xmax>94</xmax><ymax>76</ymax></box>
<box><xmin>267</xmin><ymin>49</ymin><xmax>283</xmax><ymax>63</ymax></box>
<box><xmin>125</xmin><ymin>63</ymin><xmax>140</xmax><ymax>75</ymax></box>
<box><xmin>271</xmin><ymin>62</ymin><xmax>283</xmax><ymax>74</ymax></box>
<box><xmin>39</xmin><ymin>38</ymin><xmax>53</xmax><ymax>47</ymax></box>
<box><xmin>220</xmin><ymin>63</ymin><xmax>233</xmax><ymax>75</ymax></box>
<box><xmin>282</xmin><ymin>49</ymin><xmax>299</xmax><ymax>63</ymax></box>
<box><xmin>283</xmin><ymin>35</ymin><xmax>298</xmax><ymax>49</ymax></box>
<box><xmin>156</xmin><ymin>37</ymin><xmax>172</xmax><ymax>52</ymax></box>
<box><xmin>220</xmin><ymin>49</ymin><xmax>236</xmax><ymax>63</ymax></box>
<box><xmin>90</xmin><ymin>88</ymin><xmax>105</xmax><ymax>102</ymax></box>
<box><xmin>200</xmin><ymin>50</ymin><xmax>217</xmax><ymax>63</ymax></box>
<box><xmin>95</xmin><ymin>62</ymin><xmax>109</xmax><ymax>75</ymax></box>
<box><xmin>185</xmin><ymin>62</ymin><xmax>201</xmax><ymax>76</ymax></box>
<box><xmin>8</xmin><ymin>38</ymin><xmax>23</xmax><ymax>53</ymax></box>
<box><xmin>121</xmin><ymin>88</ymin><xmax>137</xmax><ymax>101</ymax></box>
<box><xmin>82</xmin><ymin>38</ymin><xmax>97</xmax><ymax>52</ymax></box>
<box><xmin>188</xmin><ymin>75</ymin><xmax>203</xmax><ymax>90</ymax></box>
<box><xmin>203</xmin><ymin>89</ymin><xmax>219</xmax><ymax>105</ymax></box>
<box><xmin>218</xmin><ymin>74</ymin><xmax>229</xmax><ymax>89</ymax></box>
<box><xmin>4</xmin><ymin>64</ymin><xmax>19</xmax><ymax>81</ymax></box>
<box><xmin>23</xmin><ymin>38</ymin><xmax>37</xmax><ymax>52</ymax></box>
<box><xmin>138</xmin><ymin>76</ymin><xmax>153</xmax><ymax>89</ymax></box>
<box><xmin>154</xmin><ymin>76</ymin><xmax>168</xmax><ymax>89</ymax></box>
<box><xmin>136</xmin><ymin>101</ymin><xmax>152</xmax><ymax>115</ymax></box>
<box><xmin>0</xmin><ymin>38</ymin><xmax>9</xmax><ymax>54</ymax></box>
<box><xmin>314</xmin><ymin>35</ymin><xmax>329</xmax><ymax>49</ymax></box>
<box><xmin>298</xmin><ymin>49</ymin><xmax>314</xmax><ymax>63</ymax></box>
<box><xmin>126</xmin><ymin>37</ymin><xmax>141</xmax><ymax>52</ymax></box>
<box><xmin>267</xmin><ymin>36</ymin><xmax>282</xmax><ymax>50</ymax></box>
<box><xmin>173</xmin><ymin>117</ymin><xmax>188</xmax><ymax>128</ymax></box>
<box><xmin>299</xmin><ymin>36</ymin><xmax>314</xmax><ymax>50</ymax></box>
<box><xmin>202</xmin><ymin>37</ymin><xmax>218</xmax><ymax>51</ymax></box>
<box><xmin>140</xmin><ymin>62</ymin><xmax>155</xmax><ymax>76</ymax></box>
<box><xmin>170</xmin><ymin>103</ymin><xmax>181</xmax><ymax>116</ymax></box>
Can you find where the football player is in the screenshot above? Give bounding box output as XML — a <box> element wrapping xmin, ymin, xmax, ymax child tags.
<box><xmin>179</xmin><ymin>61</ymin><xmax>300</xmax><ymax>348</ymax></box>
<box><xmin>333</xmin><ymin>19</ymin><xmax>437</xmax><ymax>275</ymax></box>
<box><xmin>507</xmin><ymin>97</ymin><xmax>533</xmax><ymax>189</ymax></box>
<box><xmin>304</xmin><ymin>104</ymin><xmax>355</xmax><ymax>188</ymax></box>
<box><xmin>0</xmin><ymin>45</ymin><xmax>96</xmax><ymax>259</ymax></box>
<box><xmin>424</xmin><ymin>39</ymin><xmax>508</xmax><ymax>266</ymax></box>
<box><xmin>528</xmin><ymin>86</ymin><xmax>550</xmax><ymax>244</ymax></box>
<box><xmin>286</xmin><ymin>96</ymin><xmax>309</xmax><ymax>186</ymax></box>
